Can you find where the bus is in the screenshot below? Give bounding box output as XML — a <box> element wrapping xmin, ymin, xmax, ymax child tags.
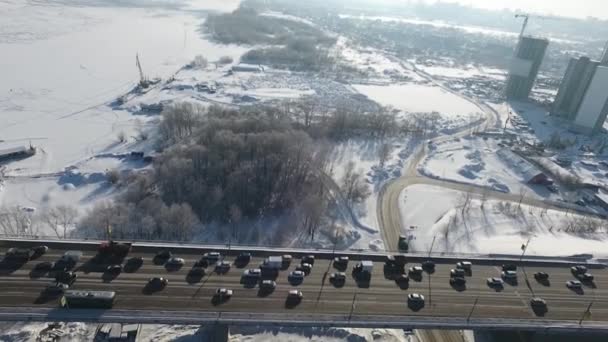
<box><xmin>61</xmin><ymin>290</ymin><xmax>116</xmax><ymax>309</ymax></box>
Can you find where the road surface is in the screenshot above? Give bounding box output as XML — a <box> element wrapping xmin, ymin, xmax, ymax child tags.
<box><xmin>0</xmin><ymin>241</ymin><xmax>606</xmax><ymax>330</ymax></box>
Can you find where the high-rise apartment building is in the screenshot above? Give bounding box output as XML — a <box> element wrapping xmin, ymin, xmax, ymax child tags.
<box><xmin>505</xmin><ymin>36</ymin><xmax>549</xmax><ymax>100</ymax></box>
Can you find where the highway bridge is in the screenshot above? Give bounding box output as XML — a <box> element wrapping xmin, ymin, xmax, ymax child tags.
<box><xmin>0</xmin><ymin>239</ymin><xmax>607</xmax><ymax>338</ymax></box>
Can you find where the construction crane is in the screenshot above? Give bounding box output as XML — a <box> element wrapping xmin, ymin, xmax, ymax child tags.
<box><xmin>135</xmin><ymin>53</ymin><xmax>149</xmax><ymax>88</ymax></box>
<box><xmin>514</xmin><ymin>14</ymin><xmax>531</xmax><ymax>38</ymax></box>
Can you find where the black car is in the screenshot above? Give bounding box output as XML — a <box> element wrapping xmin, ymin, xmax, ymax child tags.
<box><xmin>55</xmin><ymin>271</ymin><xmax>77</xmax><ymax>286</ymax></box>
<box><xmin>502</xmin><ymin>264</ymin><xmax>517</xmax><ymax>271</ymax></box>
<box><xmin>44</xmin><ymin>282</ymin><xmax>69</xmax><ymax>296</ymax></box>
<box><xmin>147</xmin><ymin>277</ymin><xmax>168</xmax><ymax>291</ymax></box>
<box><xmin>422</xmin><ymin>261</ymin><xmax>435</xmax><ymax>272</ymax></box>
<box><xmin>236</xmin><ymin>252</ymin><xmax>251</xmax><ymax>263</ymax></box>
<box><xmin>576</xmin><ymin>273</ymin><xmax>594</xmax><ymax>282</ymax></box>
<box><xmin>534</xmin><ymin>272</ymin><xmax>549</xmax><ymax>281</ymax></box>
<box><xmin>301</xmin><ymin>255</ymin><xmax>315</xmax><ymax>266</ymax></box>
<box><xmin>31</xmin><ymin>246</ymin><xmax>49</xmax><ymax>257</ymax></box>
<box><xmin>155</xmin><ymin>250</ymin><xmax>172</xmax><ymax>260</ymax></box>
<box><xmin>124</xmin><ymin>256</ymin><xmax>144</xmax><ymax>272</ymax></box>
<box><xmin>34</xmin><ymin>261</ymin><xmax>55</xmax><ymax>272</ymax></box>
<box><xmin>450</xmin><ymin>276</ymin><xmax>466</xmax><ymax>287</ymax></box>
<box><xmin>106</xmin><ymin>264</ymin><xmax>122</xmax><ymax>275</ymax></box>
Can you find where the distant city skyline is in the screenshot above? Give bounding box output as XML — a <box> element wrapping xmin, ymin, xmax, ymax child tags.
<box><xmin>420</xmin><ymin>0</ymin><xmax>608</xmax><ymax>20</ymax></box>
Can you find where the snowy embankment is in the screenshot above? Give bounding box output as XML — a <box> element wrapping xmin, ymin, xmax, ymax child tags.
<box><xmin>399</xmin><ymin>184</ymin><xmax>608</xmax><ymax>257</ymax></box>
<box><xmin>0</xmin><ymin>1</ymin><xmax>246</xmax><ymax>234</ymax></box>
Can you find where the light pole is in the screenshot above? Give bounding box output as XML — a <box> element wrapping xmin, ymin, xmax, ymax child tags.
<box><xmin>579</xmin><ymin>301</ymin><xmax>593</xmax><ymax>325</ymax></box>
<box><xmin>467</xmin><ymin>297</ymin><xmax>479</xmax><ymax>323</ymax></box>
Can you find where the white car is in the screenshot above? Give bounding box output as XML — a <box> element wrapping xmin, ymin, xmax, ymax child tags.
<box><xmin>242</xmin><ymin>268</ymin><xmax>261</xmax><ymax>277</ymax></box>
<box><xmin>487</xmin><ymin>277</ymin><xmax>504</xmax><ymax>287</ymax></box>
<box><xmin>408</xmin><ymin>266</ymin><xmax>423</xmax><ymax>274</ymax></box>
<box><xmin>566</xmin><ymin>280</ymin><xmax>582</xmax><ymax>289</ymax></box>
<box><xmin>215</xmin><ymin>288</ymin><xmax>233</xmax><ymax>298</ymax></box>
<box><xmin>287</xmin><ymin>290</ymin><xmax>303</xmax><ymax>302</ymax></box>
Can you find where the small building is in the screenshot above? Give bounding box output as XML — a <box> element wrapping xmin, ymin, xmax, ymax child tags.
<box><xmin>0</xmin><ymin>145</ymin><xmax>35</xmax><ymax>162</ymax></box>
<box><xmin>497</xmin><ymin>148</ymin><xmax>552</xmax><ymax>185</ymax></box>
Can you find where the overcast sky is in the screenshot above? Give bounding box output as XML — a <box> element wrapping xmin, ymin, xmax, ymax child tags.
<box><xmin>420</xmin><ymin>0</ymin><xmax>608</xmax><ymax>19</ymax></box>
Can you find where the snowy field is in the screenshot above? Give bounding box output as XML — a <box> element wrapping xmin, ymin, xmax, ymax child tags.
<box><xmin>420</xmin><ymin>137</ymin><xmax>551</xmax><ymax>196</ymax></box>
<box><xmin>0</xmin><ymin>0</ymin><xmax>246</xmax><ymax>233</ymax></box>
<box><xmin>418</xmin><ymin>65</ymin><xmax>506</xmax><ymax>81</ymax></box>
<box><xmin>353</xmin><ymin>83</ymin><xmax>482</xmax><ymax>119</ymax></box>
<box><xmin>399</xmin><ymin>184</ymin><xmax>608</xmax><ymax>257</ymax></box>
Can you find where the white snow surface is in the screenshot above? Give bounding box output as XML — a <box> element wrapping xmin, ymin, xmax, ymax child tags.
<box><xmin>400</xmin><ymin>184</ymin><xmax>608</xmax><ymax>257</ymax></box>
<box><xmin>0</xmin><ymin>1</ymin><xmax>248</xmax><ymax>231</ymax></box>
<box><xmin>353</xmin><ymin>84</ymin><xmax>482</xmax><ymax>119</ymax></box>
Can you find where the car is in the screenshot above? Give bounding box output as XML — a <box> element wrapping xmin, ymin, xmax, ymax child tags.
<box><xmin>571</xmin><ymin>265</ymin><xmax>587</xmax><ymax>275</ymax></box>
<box><xmin>282</xmin><ymin>255</ymin><xmax>293</xmax><ymax>267</ymax></box>
<box><xmin>188</xmin><ymin>267</ymin><xmax>206</xmax><ymax>276</ymax></box>
<box><xmin>450</xmin><ymin>268</ymin><xmax>465</xmax><ymax>278</ymax></box>
<box><xmin>55</xmin><ymin>271</ymin><xmax>77</xmax><ymax>286</ymax></box>
<box><xmin>31</xmin><ymin>245</ymin><xmax>49</xmax><ymax>257</ymax></box>
<box><xmin>296</xmin><ymin>263</ymin><xmax>312</xmax><ymax>275</ymax></box>
<box><xmin>260</xmin><ymin>280</ymin><xmax>276</xmax><ymax>290</ymax></box>
<box><xmin>422</xmin><ymin>261</ymin><xmax>435</xmax><ymax>272</ymax></box>
<box><xmin>5</xmin><ymin>247</ymin><xmax>34</xmax><ymax>261</ymax></box>
<box><xmin>57</xmin><ymin>251</ymin><xmax>82</xmax><ymax>269</ymax></box>
<box><xmin>215</xmin><ymin>261</ymin><xmax>231</xmax><ymax>271</ymax></box>
<box><xmin>44</xmin><ymin>282</ymin><xmax>69</xmax><ymax>296</ymax></box>
<box><xmin>203</xmin><ymin>252</ymin><xmax>221</xmax><ymax>261</ymax></box>
<box><xmin>330</xmin><ymin>272</ymin><xmax>346</xmax><ymax>282</ymax></box>
<box><xmin>302</xmin><ymin>255</ymin><xmax>315</xmax><ymax>266</ymax></box>
<box><xmin>147</xmin><ymin>277</ymin><xmax>168</xmax><ymax>290</ymax></box>
<box><xmin>236</xmin><ymin>252</ymin><xmax>251</xmax><ymax>263</ymax></box>
<box><xmin>502</xmin><ymin>264</ymin><xmax>517</xmax><ymax>271</ymax></box>
<box><xmin>34</xmin><ymin>261</ymin><xmax>55</xmax><ymax>272</ymax></box>
<box><xmin>155</xmin><ymin>250</ymin><xmax>172</xmax><ymax>260</ymax></box>
<box><xmin>408</xmin><ymin>266</ymin><xmax>423</xmax><ymax>275</ymax></box>
<box><xmin>487</xmin><ymin>277</ymin><xmax>504</xmax><ymax>287</ymax></box>
<box><xmin>456</xmin><ymin>261</ymin><xmax>472</xmax><ymax>271</ymax></box>
<box><xmin>407</xmin><ymin>293</ymin><xmax>425</xmax><ymax>309</ymax></box>
<box><xmin>125</xmin><ymin>256</ymin><xmax>144</xmax><ymax>271</ymax></box>
<box><xmin>215</xmin><ymin>288</ymin><xmax>233</xmax><ymax>299</ymax></box>
<box><xmin>450</xmin><ymin>277</ymin><xmax>466</xmax><ymax>287</ymax></box>
<box><xmin>576</xmin><ymin>273</ymin><xmax>594</xmax><ymax>282</ymax></box>
<box><xmin>334</xmin><ymin>256</ymin><xmax>349</xmax><ymax>266</ymax></box>
<box><xmin>566</xmin><ymin>280</ymin><xmax>582</xmax><ymax>289</ymax></box>
<box><xmin>106</xmin><ymin>264</ymin><xmax>122</xmax><ymax>275</ymax></box>
<box><xmin>166</xmin><ymin>257</ymin><xmax>185</xmax><ymax>266</ymax></box>
<box><xmin>534</xmin><ymin>272</ymin><xmax>549</xmax><ymax>281</ymax></box>
<box><xmin>396</xmin><ymin>274</ymin><xmax>410</xmax><ymax>284</ymax></box>
<box><xmin>502</xmin><ymin>270</ymin><xmax>517</xmax><ymax>279</ymax></box>
<box><xmin>287</xmin><ymin>290</ymin><xmax>303</xmax><ymax>303</ymax></box>
<box><xmin>530</xmin><ymin>297</ymin><xmax>547</xmax><ymax>308</ymax></box>
<box><xmin>289</xmin><ymin>270</ymin><xmax>305</xmax><ymax>281</ymax></box>
<box><xmin>242</xmin><ymin>268</ymin><xmax>261</xmax><ymax>278</ymax></box>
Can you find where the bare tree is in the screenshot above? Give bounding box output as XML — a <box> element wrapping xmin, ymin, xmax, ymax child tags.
<box><xmin>378</xmin><ymin>142</ymin><xmax>392</xmax><ymax>168</ymax></box>
<box><xmin>340</xmin><ymin>161</ymin><xmax>370</xmax><ymax>207</ymax></box>
<box><xmin>518</xmin><ymin>186</ymin><xmax>527</xmax><ymax>209</ymax></box>
<box><xmin>42</xmin><ymin>205</ymin><xmax>79</xmax><ymax>239</ymax></box>
<box><xmin>0</xmin><ymin>206</ymin><xmax>38</xmax><ymax>237</ymax></box>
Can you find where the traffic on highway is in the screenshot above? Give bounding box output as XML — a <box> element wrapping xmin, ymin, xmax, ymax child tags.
<box><xmin>0</xmin><ymin>240</ymin><xmax>606</xmax><ymax>326</ymax></box>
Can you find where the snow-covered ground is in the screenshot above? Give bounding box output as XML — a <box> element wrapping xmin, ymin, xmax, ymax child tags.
<box><xmin>418</xmin><ymin>65</ymin><xmax>506</xmax><ymax>81</ymax></box>
<box><xmin>420</xmin><ymin>136</ymin><xmax>550</xmax><ymax>196</ymax></box>
<box><xmin>0</xmin><ymin>1</ymin><xmax>247</xmax><ymax>234</ymax></box>
<box><xmin>352</xmin><ymin>84</ymin><xmax>482</xmax><ymax>120</ymax></box>
<box><xmin>400</xmin><ymin>184</ymin><xmax>608</xmax><ymax>257</ymax></box>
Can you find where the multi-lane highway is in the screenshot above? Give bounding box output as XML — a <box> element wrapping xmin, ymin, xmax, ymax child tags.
<box><xmin>0</xmin><ymin>240</ymin><xmax>607</xmax><ymax>332</ymax></box>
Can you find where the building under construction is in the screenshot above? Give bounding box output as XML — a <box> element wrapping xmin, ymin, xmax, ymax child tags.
<box><xmin>551</xmin><ymin>44</ymin><xmax>608</xmax><ymax>134</ymax></box>
<box><xmin>505</xmin><ymin>36</ymin><xmax>549</xmax><ymax>100</ymax></box>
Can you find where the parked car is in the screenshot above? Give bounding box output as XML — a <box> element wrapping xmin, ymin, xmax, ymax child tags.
<box><xmin>296</xmin><ymin>263</ymin><xmax>312</xmax><ymax>275</ymax></box>
<box><xmin>396</xmin><ymin>274</ymin><xmax>410</xmax><ymax>285</ymax></box>
<box><xmin>55</xmin><ymin>271</ymin><xmax>77</xmax><ymax>286</ymax></box>
<box><xmin>530</xmin><ymin>297</ymin><xmax>547</xmax><ymax>309</ymax></box>
<box><xmin>44</xmin><ymin>282</ymin><xmax>69</xmax><ymax>296</ymax></box>
<box><xmin>456</xmin><ymin>261</ymin><xmax>472</xmax><ymax>271</ymax></box>
<box><xmin>502</xmin><ymin>264</ymin><xmax>517</xmax><ymax>271</ymax></box>
<box><xmin>534</xmin><ymin>272</ymin><xmax>549</xmax><ymax>281</ymax></box>
<box><xmin>289</xmin><ymin>270</ymin><xmax>305</xmax><ymax>281</ymax></box>
<box><xmin>155</xmin><ymin>250</ymin><xmax>172</xmax><ymax>260</ymax></box>
<box><xmin>422</xmin><ymin>261</ymin><xmax>435</xmax><ymax>272</ymax></box>
<box><xmin>334</xmin><ymin>256</ymin><xmax>349</xmax><ymax>267</ymax></box>
<box><xmin>576</xmin><ymin>273</ymin><xmax>594</xmax><ymax>282</ymax></box>
<box><xmin>571</xmin><ymin>265</ymin><xmax>587</xmax><ymax>275</ymax></box>
<box><xmin>502</xmin><ymin>270</ymin><xmax>517</xmax><ymax>279</ymax></box>
<box><xmin>260</xmin><ymin>280</ymin><xmax>276</xmax><ymax>291</ymax></box>
<box><xmin>31</xmin><ymin>245</ymin><xmax>49</xmax><ymax>257</ymax></box>
<box><xmin>408</xmin><ymin>266</ymin><xmax>423</xmax><ymax>275</ymax></box>
<box><xmin>34</xmin><ymin>261</ymin><xmax>55</xmax><ymax>272</ymax></box>
<box><xmin>105</xmin><ymin>264</ymin><xmax>122</xmax><ymax>275</ymax></box>
<box><xmin>203</xmin><ymin>252</ymin><xmax>221</xmax><ymax>261</ymax></box>
<box><xmin>215</xmin><ymin>261</ymin><xmax>231</xmax><ymax>272</ymax></box>
<box><xmin>166</xmin><ymin>257</ymin><xmax>185</xmax><ymax>267</ymax></box>
<box><xmin>236</xmin><ymin>252</ymin><xmax>251</xmax><ymax>263</ymax></box>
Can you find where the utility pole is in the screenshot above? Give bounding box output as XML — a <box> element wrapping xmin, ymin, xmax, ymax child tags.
<box><xmin>428</xmin><ymin>235</ymin><xmax>436</xmax><ymax>258</ymax></box>
<box><xmin>579</xmin><ymin>302</ymin><xmax>593</xmax><ymax>325</ymax></box>
<box><xmin>467</xmin><ymin>297</ymin><xmax>479</xmax><ymax>323</ymax></box>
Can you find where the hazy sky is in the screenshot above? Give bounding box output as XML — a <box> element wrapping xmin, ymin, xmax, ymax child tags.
<box><xmin>421</xmin><ymin>0</ymin><xmax>608</xmax><ymax>19</ymax></box>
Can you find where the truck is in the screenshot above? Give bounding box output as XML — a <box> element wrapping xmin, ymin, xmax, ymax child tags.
<box><xmin>398</xmin><ymin>235</ymin><xmax>409</xmax><ymax>252</ymax></box>
<box><xmin>261</xmin><ymin>256</ymin><xmax>282</xmax><ymax>275</ymax></box>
